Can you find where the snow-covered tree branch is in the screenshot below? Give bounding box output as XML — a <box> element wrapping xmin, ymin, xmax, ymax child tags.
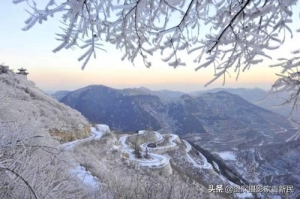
<box><xmin>12</xmin><ymin>0</ymin><xmax>300</xmax><ymax>109</ymax></box>
<box><xmin>0</xmin><ymin>122</ymin><xmax>92</xmax><ymax>199</ymax></box>
<box><xmin>269</xmin><ymin>50</ymin><xmax>300</xmax><ymax>117</ymax></box>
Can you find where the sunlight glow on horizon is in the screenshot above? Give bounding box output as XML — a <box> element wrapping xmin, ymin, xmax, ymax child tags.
<box><xmin>1</xmin><ymin>2</ymin><xmax>299</xmax><ymax>93</ymax></box>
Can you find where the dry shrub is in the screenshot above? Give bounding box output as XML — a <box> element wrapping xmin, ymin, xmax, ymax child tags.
<box><xmin>49</xmin><ymin>124</ymin><xmax>91</xmax><ymax>143</ymax></box>
<box><xmin>0</xmin><ymin>123</ymin><xmax>92</xmax><ymax>199</ymax></box>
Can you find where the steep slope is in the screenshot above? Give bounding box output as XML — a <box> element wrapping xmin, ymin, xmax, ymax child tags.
<box><xmin>51</xmin><ymin>90</ymin><xmax>71</xmax><ymax>100</ymax></box>
<box><xmin>60</xmin><ymin>85</ymin><xmax>208</xmax><ymax>135</ymax></box>
<box><xmin>59</xmin><ymin>85</ymin><xmax>294</xmax><ymax>145</ymax></box>
<box><xmin>192</xmin><ymin>87</ymin><xmax>300</xmax><ymax>121</ymax></box>
<box><xmin>60</xmin><ymin>85</ymin><xmax>164</xmax><ymax>132</ymax></box>
<box><xmin>0</xmin><ymin>71</ymin><xmax>89</xmax><ymax>141</ymax></box>
<box><xmin>184</xmin><ymin>92</ymin><xmax>295</xmax><ymax>151</ymax></box>
<box><xmin>201</xmin><ymin>91</ymin><xmax>292</xmax><ymax>130</ymax></box>
<box><xmin>166</xmin><ymin>95</ymin><xmax>209</xmax><ymax>135</ymax></box>
<box><xmin>209</xmin><ymin>140</ymin><xmax>300</xmax><ymax>198</ymax></box>
<box><xmin>0</xmin><ymin>68</ymin><xmax>94</xmax><ymax>198</ymax></box>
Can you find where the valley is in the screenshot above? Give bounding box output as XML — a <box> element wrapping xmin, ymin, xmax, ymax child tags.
<box><xmin>1</xmin><ymin>69</ymin><xmax>299</xmax><ymax>199</ymax></box>
<box><xmin>52</xmin><ymin>84</ymin><xmax>300</xmax><ymax>199</ymax></box>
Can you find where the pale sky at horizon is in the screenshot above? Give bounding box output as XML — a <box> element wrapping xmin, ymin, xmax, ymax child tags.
<box><xmin>1</xmin><ymin>1</ymin><xmax>300</xmax><ymax>93</ymax></box>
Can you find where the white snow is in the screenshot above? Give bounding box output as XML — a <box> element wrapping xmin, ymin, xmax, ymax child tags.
<box><xmin>63</xmin><ymin>124</ymin><xmax>109</xmax><ymax>187</ymax></box>
<box><xmin>183</xmin><ymin>139</ymin><xmax>192</xmax><ymax>152</ymax></box>
<box><xmin>154</xmin><ymin>131</ymin><xmax>164</xmax><ymax>144</ymax></box>
<box><xmin>212</xmin><ymin>161</ymin><xmax>220</xmax><ymax>172</ymax></box>
<box><xmin>216</xmin><ymin>151</ymin><xmax>236</xmax><ymax>161</ymax></box>
<box><xmin>197</xmin><ymin>151</ymin><xmax>213</xmax><ymax>169</ymax></box>
<box><xmin>119</xmin><ymin>132</ymin><xmax>170</xmax><ymax>168</ymax></box>
<box><xmin>182</xmin><ymin>140</ymin><xmax>213</xmax><ymax>170</ymax></box>
<box><xmin>234</xmin><ymin>192</ymin><xmax>254</xmax><ymax>198</ymax></box>
<box><xmin>140</xmin><ymin>134</ymin><xmax>178</xmax><ymax>152</ymax></box>
<box><xmin>62</xmin><ymin>124</ymin><xmax>107</xmax><ymax>150</ymax></box>
<box><xmin>71</xmin><ymin>165</ymin><xmax>100</xmax><ymax>187</ymax></box>
<box><xmin>138</xmin><ymin>130</ymin><xmax>146</xmax><ymax>134</ymax></box>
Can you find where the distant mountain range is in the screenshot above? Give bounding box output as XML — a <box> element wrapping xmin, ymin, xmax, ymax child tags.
<box><xmin>51</xmin><ymin>90</ymin><xmax>71</xmax><ymax>101</ymax></box>
<box><xmin>191</xmin><ymin>87</ymin><xmax>300</xmax><ymax>121</ymax></box>
<box><xmin>52</xmin><ymin>85</ymin><xmax>296</xmax><ymax>151</ymax></box>
<box><xmin>51</xmin><ymin>87</ymin><xmax>300</xmax><ymax>121</ymax></box>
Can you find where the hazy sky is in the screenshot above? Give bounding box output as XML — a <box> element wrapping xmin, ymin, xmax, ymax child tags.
<box><xmin>1</xmin><ymin>1</ymin><xmax>300</xmax><ymax>93</ymax></box>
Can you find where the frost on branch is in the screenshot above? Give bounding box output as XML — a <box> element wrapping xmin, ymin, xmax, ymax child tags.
<box><xmin>12</xmin><ymin>0</ymin><xmax>300</xmax><ymax>85</ymax></box>
<box><xmin>269</xmin><ymin>50</ymin><xmax>300</xmax><ymax>117</ymax></box>
<box><xmin>268</xmin><ymin>48</ymin><xmax>300</xmax><ymax>140</ymax></box>
<box><xmin>0</xmin><ymin>123</ymin><xmax>89</xmax><ymax>198</ymax></box>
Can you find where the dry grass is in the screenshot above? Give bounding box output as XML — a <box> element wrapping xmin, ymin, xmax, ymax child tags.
<box><xmin>49</xmin><ymin>124</ymin><xmax>91</xmax><ymax>143</ymax></box>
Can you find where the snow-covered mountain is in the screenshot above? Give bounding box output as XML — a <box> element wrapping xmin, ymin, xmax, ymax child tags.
<box><xmin>56</xmin><ymin>85</ymin><xmax>295</xmax><ymax>150</ymax></box>
<box><xmin>53</xmin><ymin>86</ymin><xmax>300</xmax><ymax>121</ymax></box>
<box><xmin>0</xmin><ymin>67</ymin><xmax>95</xmax><ymax>198</ymax></box>
<box><xmin>2</xmin><ymin>69</ymin><xmax>299</xmax><ymax>198</ymax></box>
<box><xmin>0</xmin><ymin>71</ymin><xmax>89</xmax><ymax>136</ymax></box>
<box><xmin>0</xmin><ymin>70</ymin><xmax>227</xmax><ymax>199</ymax></box>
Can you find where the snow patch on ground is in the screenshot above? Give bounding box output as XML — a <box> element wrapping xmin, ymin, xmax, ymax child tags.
<box><xmin>234</xmin><ymin>192</ymin><xmax>254</xmax><ymax>198</ymax></box>
<box><xmin>63</xmin><ymin>124</ymin><xmax>109</xmax><ymax>187</ymax></box>
<box><xmin>216</xmin><ymin>151</ymin><xmax>236</xmax><ymax>161</ymax></box>
<box><xmin>212</xmin><ymin>161</ymin><xmax>220</xmax><ymax>172</ymax></box>
<box><xmin>183</xmin><ymin>140</ymin><xmax>213</xmax><ymax>170</ymax></box>
<box><xmin>71</xmin><ymin>164</ymin><xmax>100</xmax><ymax>187</ymax></box>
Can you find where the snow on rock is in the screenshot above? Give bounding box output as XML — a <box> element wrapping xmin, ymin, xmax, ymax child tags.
<box><xmin>216</xmin><ymin>151</ymin><xmax>237</xmax><ymax>161</ymax></box>
<box><xmin>95</xmin><ymin>124</ymin><xmax>110</xmax><ymax>135</ymax></box>
<box><xmin>138</xmin><ymin>130</ymin><xmax>146</xmax><ymax>134</ymax></box>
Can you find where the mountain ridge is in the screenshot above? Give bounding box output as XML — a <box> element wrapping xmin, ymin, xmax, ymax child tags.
<box><xmin>58</xmin><ymin>85</ymin><xmax>294</xmax><ymax>150</ymax></box>
<box><xmin>52</xmin><ymin>86</ymin><xmax>300</xmax><ymax>121</ymax></box>
<box><xmin>0</xmin><ymin>71</ymin><xmax>89</xmax><ymax>136</ymax></box>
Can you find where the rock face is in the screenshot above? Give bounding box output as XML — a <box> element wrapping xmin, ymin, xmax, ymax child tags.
<box><xmin>0</xmin><ymin>71</ymin><xmax>89</xmax><ymax>137</ymax></box>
